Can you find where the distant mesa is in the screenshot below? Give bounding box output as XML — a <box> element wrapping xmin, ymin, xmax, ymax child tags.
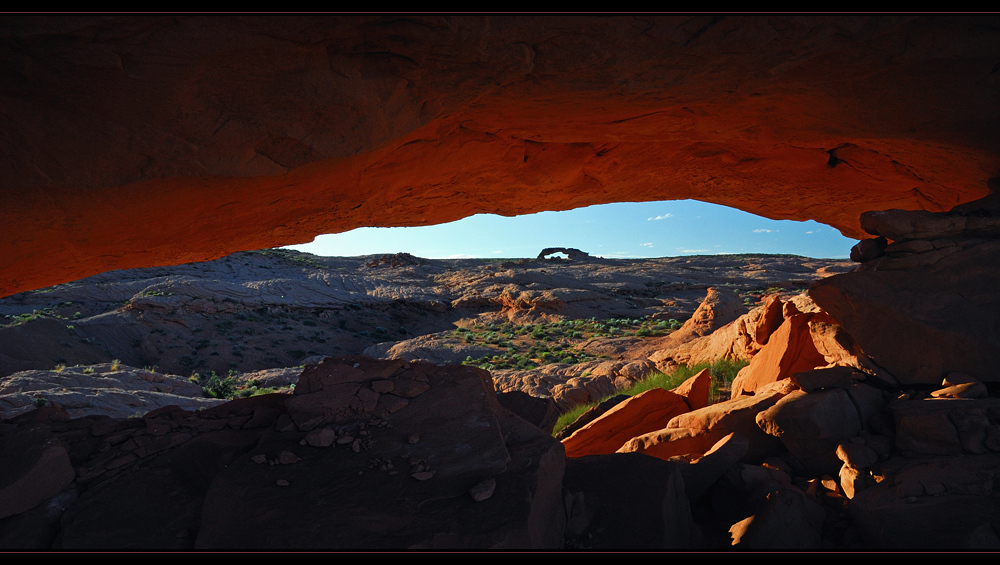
<box><xmin>537</xmin><ymin>248</ymin><xmax>591</xmax><ymax>261</ymax></box>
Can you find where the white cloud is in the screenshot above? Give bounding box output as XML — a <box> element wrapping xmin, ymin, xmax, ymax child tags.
<box><xmin>640</xmin><ymin>243</ymin><xmax>654</xmax><ymax>247</ymax></box>
<box><xmin>753</xmin><ymin>229</ymin><xmax>777</xmax><ymax>233</ymax></box>
<box><xmin>647</xmin><ymin>213</ymin><xmax>674</xmax><ymax>221</ymax></box>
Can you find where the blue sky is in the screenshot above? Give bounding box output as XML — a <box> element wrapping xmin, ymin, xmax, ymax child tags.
<box><xmin>285</xmin><ymin>200</ymin><xmax>854</xmax><ymax>259</ymax></box>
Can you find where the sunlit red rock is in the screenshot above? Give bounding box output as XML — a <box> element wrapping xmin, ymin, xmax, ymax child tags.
<box><xmin>561</xmin><ymin>387</ymin><xmax>690</xmax><ymax>458</ymax></box>
<box><xmin>2</xmin><ymin>15</ymin><xmax>998</xmax><ymax>297</ymax></box>
<box><xmin>729</xmin><ymin>313</ymin><xmax>828</xmax><ymax>396</ymax></box>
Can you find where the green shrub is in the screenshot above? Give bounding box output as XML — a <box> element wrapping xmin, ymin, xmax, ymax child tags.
<box><xmin>201</xmin><ymin>371</ymin><xmax>237</xmax><ymax>399</ymax></box>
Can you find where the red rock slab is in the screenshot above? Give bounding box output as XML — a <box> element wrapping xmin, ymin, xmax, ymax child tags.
<box><xmin>663</xmin><ymin>384</ymin><xmax>790</xmax><ymax>461</ymax></box>
<box><xmin>562</xmin><ymin>388</ymin><xmax>690</xmax><ymax>459</ymax></box>
<box><xmin>670</xmin><ymin>368</ymin><xmax>712</xmax><ymax>411</ymax></box>
<box><xmin>730</xmin><ymin>313</ymin><xmax>828</xmax><ymax>396</ymax></box>
<box><xmin>618</xmin><ymin>426</ymin><xmax>729</xmax><ymax>464</ymax></box>
<box><xmin>2</xmin><ymin>16</ymin><xmax>998</xmax><ymax>297</ymax></box>
<box><xmin>621</xmin><ymin>381</ymin><xmax>796</xmax><ymax>463</ymax></box>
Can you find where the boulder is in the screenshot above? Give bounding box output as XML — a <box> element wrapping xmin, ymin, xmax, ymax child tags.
<box><xmin>195</xmin><ymin>357</ymin><xmax>566</xmax><ymax>549</ymax></box>
<box><xmin>729</xmin><ymin>313</ymin><xmax>827</xmax><ymax>396</ymax></box>
<box><xmin>496</xmin><ymin>390</ymin><xmax>559</xmax><ymax>434</ymax></box>
<box><xmin>671</xmin><ymin>368</ymin><xmax>712</xmax><ymax>411</ymax></box>
<box><xmin>728</xmin><ymin>484</ymin><xmax>825</xmax><ymax>549</ymax></box>
<box><xmin>679</xmin><ymin>432</ymin><xmax>750</xmax><ymax>501</ymax></box>
<box><xmin>850</xmin><ymin>454</ymin><xmax>1000</xmax><ymax>549</ymax></box>
<box><xmin>0</xmin><ymin>424</ymin><xmax>75</xmax><ymax>521</ymax></box>
<box><xmin>811</xmin><ymin>206</ymin><xmax>1000</xmax><ymax>385</ymax></box>
<box><xmin>562</xmin><ymin>388</ymin><xmax>690</xmax><ymax>458</ymax></box>
<box><xmin>622</xmin><ymin>382</ymin><xmax>792</xmax><ymax>463</ymax></box>
<box><xmin>755</xmin><ymin>388</ymin><xmax>865</xmax><ymax>476</ymax></box>
<box><xmin>563</xmin><ymin>453</ymin><xmax>692</xmax><ymax>549</ymax></box>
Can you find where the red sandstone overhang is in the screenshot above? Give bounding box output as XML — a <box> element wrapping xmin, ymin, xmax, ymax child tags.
<box><xmin>1</xmin><ymin>15</ymin><xmax>997</xmax><ymax>297</ymax></box>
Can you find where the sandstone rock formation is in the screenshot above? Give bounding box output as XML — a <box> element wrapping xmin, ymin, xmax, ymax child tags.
<box><xmin>811</xmin><ymin>198</ymin><xmax>1000</xmax><ymax>384</ymax></box>
<box><xmin>2</xmin><ymin>250</ymin><xmax>845</xmax><ymax>380</ymax></box>
<box><xmin>561</xmin><ymin>387</ymin><xmax>690</xmax><ymax>458</ymax></box>
<box><xmin>2</xmin><ymin>14</ymin><xmax>1000</xmax><ymax>550</ymax></box>
<box><xmin>0</xmin><ymin>357</ymin><xmax>565</xmax><ymax>549</ymax></box>
<box><xmin>2</xmin><ymin>16</ymin><xmax>998</xmax><ymax>297</ymax></box>
<box><xmin>0</xmin><ymin>363</ymin><xmax>223</xmax><ymax>420</ymax></box>
<box><xmin>537</xmin><ymin>248</ymin><xmax>591</xmax><ymax>260</ymax></box>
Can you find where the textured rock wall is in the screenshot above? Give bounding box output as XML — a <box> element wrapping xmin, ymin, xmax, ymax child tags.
<box><xmin>2</xmin><ymin>15</ymin><xmax>998</xmax><ymax>296</ymax></box>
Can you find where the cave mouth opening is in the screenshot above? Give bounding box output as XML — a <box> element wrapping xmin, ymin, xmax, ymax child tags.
<box><xmin>283</xmin><ymin>199</ymin><xmax>855</xmax><ymax>260</ymax></box>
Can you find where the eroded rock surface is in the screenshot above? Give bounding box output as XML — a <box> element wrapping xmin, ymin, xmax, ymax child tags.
<box><xmin>2</xmin><ymin>16</ymin><xmax>997</xmax><ymax>297</ymax></box>
<box><xmin>811</xmin><ymin>200</ymin><xmax>1000</xmax><ymax>384</ymax></box>
<box><xmin>0</xmin><ymin>357</ymin><xmax>565</xmax><ymax>549</ymax></box>
<box><xmin>1</xmin><ymin>250</ymin><xmax>849</xmax><ymax>381</ymax></box>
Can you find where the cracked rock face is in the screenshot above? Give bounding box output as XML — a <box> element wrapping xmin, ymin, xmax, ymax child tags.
<box><xmin>2</xmin><ymin>15</ymin><xmax>998</xmax><ymax>297</ymax></box>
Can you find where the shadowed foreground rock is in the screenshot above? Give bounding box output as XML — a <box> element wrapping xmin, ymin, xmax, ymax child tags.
<box><xmin>0</xmin><ymin>357</ymin><xmax>565</xmax><ymax>549</ymax></box>
<box><xmin>811</xmin><ymin>199</ymin><xmax>1000</xmax><ymax>384</ymax></box>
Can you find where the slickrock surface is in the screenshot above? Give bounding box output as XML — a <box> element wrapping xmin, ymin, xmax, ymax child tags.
<box><xmin>0</xmin><ymin>250</ymin><xmax>850</xmax><ymax>398</ymax></box>
<box><xmin>0</xmin><ymin>363</ymin><xmax>223</xmax><ymax>420</ymax></box>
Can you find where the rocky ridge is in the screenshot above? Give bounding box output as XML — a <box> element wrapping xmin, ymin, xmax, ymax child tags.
<box><xmin>0</xmin><ymin>250</ymin><xmax>849</xmax><ymax>393</ymax></box>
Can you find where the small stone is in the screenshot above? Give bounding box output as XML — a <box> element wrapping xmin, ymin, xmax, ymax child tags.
<box><xmin>305</xmin><ymin>428</ymin><xmax>338</xmax><ymax>447</ymax></box>
<box><xmin>278</xmin><ymin>451</ymin><xmax>300</xmax><ymax>464</ymax></box>
<box><xmin>411</xmin><ymin>471</ymin><xmax>435</xmax><ymax>481</ymax></box>
<box><xmin>930</xmin><ymin>382</ymin><xmax>987</xmax><ymax>399</ymax></box>
<box><xmin>408</xmin><ymin>434</ymin><xmax>420</xmax><ymax>444</ymax></box>
<box><xmin>836</xmin><ymin>443</ymin><xmax>878</xmax><ymax>469</ymax></box>
<box><xmin>352</xmin><ymin>439</ymin><xmax>361</xmax><ymax>453</ymax></box>
<box><xmin>469</xmin><ymin>478</ymin><xmax>496</xmax><ymax>502</ymax></box>
<box><xmin>820</xmin><ymin>475</ymin><xmax>839</xmax><ymax>492</ymax></box>
<box><xmin>251</xmin><ymin>454</ymin><xmax>267</xmax><ymax>464</ymax></box>
<box><xmin>276</xmin><ymin>479</ymin><xmax>289</xmax><ymax>486</ymax></box>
